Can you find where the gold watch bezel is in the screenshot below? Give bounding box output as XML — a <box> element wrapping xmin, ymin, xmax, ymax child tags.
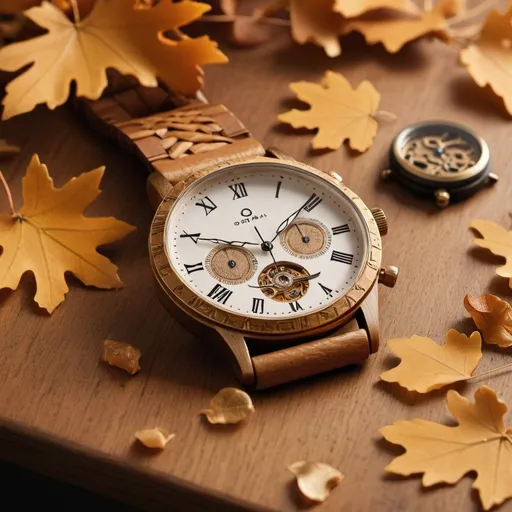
<box><xmin>148</xmin><ymin>157</ymin><xmax>382</xmax><ymax>338</ymax></box>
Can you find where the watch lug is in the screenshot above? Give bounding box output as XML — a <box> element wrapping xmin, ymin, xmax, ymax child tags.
<box><xmin>147</xmin><ymin>171</ymin><xmax>172</xmax><ymax>212</ymax></box>
<box><xmin>266</xmin><ymin>146</ymin><xmax>295</xmax><ymax>161</ymax></box>
<box><xmin>357</xmin><ymin>286</ymin><xmax>380</xmax><ymax>353</ymax></box>
<box><xmin>215</xmin><ymin>327</ymin><xmax>255</xmax><ymax>386</ymax></box>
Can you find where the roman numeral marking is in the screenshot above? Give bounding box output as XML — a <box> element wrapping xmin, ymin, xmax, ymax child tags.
<box><xmin>207</xmin><ymin>284</ymin><xmax>233</xmax><ymax>304</ymax></box>
<box><xmin>289</xmin><ymin>301</ymin><xmax>304</xmax><ymax>312</ymax></box>
<box><xmin>252</xmin><ymin>298</ymin><xmax>264</xmax><ymax>314</ymax></box>
<box><xmin>275</xmin><ymin>181</ymin><xmax>282</xmax><ymax>198</ymax></box>
<box><xmin>303</xmin><ymin>193</ymin><xmax>322</xmax><ymax>212</ymax></box>
<box><xmin>331</xmin><ymin>251</ymin><xmax>354</xmax><ymax>265</ymax></box>
<box><xmin>195</xmin><ymin>196</ymin><xmax>217</xmax><ymax>216</ymax></box>
<box><xmin>332</xmin><ymin>224</ymin><xmax>350</xmax><ymax>235</ymax></box>
<box><xmin>228</xmin><ymin>183</ymin><xmax>248</xmax><ymax>200</ymax></box>
<box><xmin>180</xmin><ymin>231</ymin><xmax>201</xmax><ymax>244</ymax></box>
<box><xmin>184</xmin><ymin>262</ymin><xmax>204</xmax><ymax>274</ymax></box>
<box><xmin>318</xmin><ymin>282</ymin><xmax>334</xmax><ymax>296</ymax></box>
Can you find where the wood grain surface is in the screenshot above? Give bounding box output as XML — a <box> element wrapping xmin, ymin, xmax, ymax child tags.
<box><xmin>1</xmin><ymin>15</ymin><xmax>512</xmax><ymax>512</ymax></box>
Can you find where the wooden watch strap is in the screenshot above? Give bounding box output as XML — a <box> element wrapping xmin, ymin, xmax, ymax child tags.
<box><xmin>251</xmin><ymin>320</ymin><xmax>370</xmax><ymax>389</ymax></box>
<box><xmin>80</xmin><ymin>78</ymin><xmax>265</xmax><ymax>184</ymax></box>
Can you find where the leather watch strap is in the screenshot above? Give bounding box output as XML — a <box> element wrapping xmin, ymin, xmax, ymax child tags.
<box><xmin>250</xmin><ymin>319</ymin><xmax>369</xmax><ymax>389</ymax></box>
<box><xmin>80</xmin><ymin>76</ymin><xmax>265</xmax><ymax>185</ymax></box>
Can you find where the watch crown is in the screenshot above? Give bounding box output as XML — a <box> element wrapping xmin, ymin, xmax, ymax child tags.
<box><xmin>371</xmin><ymin>208</ymin><xmax>388</xmax><ymax>236</ymax></box>
<box><xmin>379</xmin><ymin>266</ymin><xmax>399</xmax><ymax>288</ymax></box>
<box><xmin>435</xmin><ymin>189</ymin><xmax>450</xmax><ymax>208</ymax></box>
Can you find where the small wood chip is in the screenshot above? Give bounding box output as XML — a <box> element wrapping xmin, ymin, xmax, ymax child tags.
<box><xmin>289</xmin><ymin>461</ymin><xmax>344</xmax><ymax>503</ymax></box>
<box><xmin>200</xmin><ymin>387</ymin><xmax>254</xmax><ymax>424</ymax></box>
<box><xmin>102</xmin><ymin>339</ymin><xmax>141</xmax><ymax>375</ymax></box>
<box><xmin>135</xmin><ymin>428</ymin><xmax>175</xmax><ymax>449</ymax></box>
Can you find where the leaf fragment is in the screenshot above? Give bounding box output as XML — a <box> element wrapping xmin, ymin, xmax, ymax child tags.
<box><xmin>288</xmin><ymin>461</ymin><xmax>344</xmax><ymax>503</ymax></box>
<box><xmin>381</xmin><ymin>386</ymin><xmax>512</xmax><ymax>511</ymax></box>
<box><xmin>344</xmin><ymin>2</ymin><xmax>452</xmax><ymax>53</ymax></box>
<box><xmin>290</xmin><ymin>0</ymin><xmax>345</xmax><ymax>57</ymax></box>
<box><xmin>278</xmin><ymin>70</ymin><xmax>388</xmax><ymax>152</ymax></box>
<box><xmin>464</xmin><ymin>294</ymin><xmax>512</xmax><ymax>347</ymax></box>
<box><xmin>460</xmin><ymin>3</ymin><xmax>512</xmax><ymax>116</ymax></box>
<box><xmin>200</xmin><ymin>387</ymin><xmax>254</xmax><ymax>424</ymax></box>
<box><xmin>470</xmin><ymin>219</ymin><xmax>512</xmax><ymax>288</ymax></box>
<box><xmin>380</xmin><ymin>329</ymin><xmax>482</xmax><ymax>392</ymax></box>
<box><xmin>0</xmin><ymin>0</ymin><xmax>227</xmax><ymax>119</ymax></box>
<box><xmin>0</xmin><ymin>139</ymin><xmax>20</xmax><ymax>157</ymax></box>
<box><xmin>102</xmin><ymin>340</ymin><xmax>142</xmax><ymax>375</ymax></box>
<box><xmin>333</xmin><ymin>0</ymin><xmax>416</xmax><ymax>18</ymax></box>
<box><xmin>134</xmin><ymin>428</ymin><xmax>175</xmax><ymax>449</ymax></box>
<box><xmin>0</xmin><ymin>155</ymin><xmax>135</xmax><ymax>313</ymax></box>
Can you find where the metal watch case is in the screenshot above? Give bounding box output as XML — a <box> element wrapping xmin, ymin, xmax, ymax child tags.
<box><xmin>383</xmin><ymin>120</ymin><xmax>498</xmax><ymax>207</ymax></box>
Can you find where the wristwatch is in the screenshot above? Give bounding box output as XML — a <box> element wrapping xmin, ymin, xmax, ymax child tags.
<box><xmin>383</xmin><ymin>120</ymin><xmax>498</xmax><ymax>207</ymax></box>
<box><xmin>80</xmin><ymin>74</ymin><xmax>398</xmax><ymax>390</ymax></box>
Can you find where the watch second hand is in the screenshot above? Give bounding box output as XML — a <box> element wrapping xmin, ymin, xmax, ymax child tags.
<box><xmin>294</xmin><ymin>223</ymin><xmax>309</xmax><ymax>244</ymax></box>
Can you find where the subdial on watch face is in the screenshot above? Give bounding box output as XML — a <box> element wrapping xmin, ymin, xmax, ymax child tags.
<box><xmin>205</xmin><ymin>245</ymin><xmax>258</xmax><ymax>285</ymax></box>
<box><xmin>403</xmin><ymin>133</ymin><xmax>477</xmax><ymax>176</ymax></box>
<box><xmin>257</xmin><ymin>261</ymin><xmax>311</xmax><ymax>303</ymax></box>
<box><xmin>279</xmin><ymin>218</ymin><xmax>331</xmax><ymax>259</ymax></box>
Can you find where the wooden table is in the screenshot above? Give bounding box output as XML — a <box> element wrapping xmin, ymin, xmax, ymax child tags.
<box><xmin>1</xmin><ymin>20</ymin><xmax>512</xmax><ymax>512</ymax></box>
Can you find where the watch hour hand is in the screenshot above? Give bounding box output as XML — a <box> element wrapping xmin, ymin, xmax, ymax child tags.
<box><xmin>196</xmin><ymin>236</ymin><xmax>259</xmax><ymax>247</ymax></box>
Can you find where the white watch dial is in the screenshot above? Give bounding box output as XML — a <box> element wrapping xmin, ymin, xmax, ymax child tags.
<box><xmin>164</xmin><ymin>163</ymin><xmax>369</xmax><ymax>318</ymax></box>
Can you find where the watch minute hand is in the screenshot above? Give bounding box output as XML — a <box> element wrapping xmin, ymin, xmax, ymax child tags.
<box><xmin>271</xmin><ymin>206</ymin><xmax>303</xmax><ymax>242</ymax></box>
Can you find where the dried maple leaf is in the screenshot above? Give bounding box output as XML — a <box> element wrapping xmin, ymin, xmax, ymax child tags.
<box><xmin>381</xmin><ymin>386</ymin><xmax>512</xmax><ymax>511</ymax></box>
<box><xmin>470</xmin><ymin>219</ymin><xmax>512</xmax><ymax>288</ymax></box>
<box><xmin>0</xmin><ymin>0</ymin><xmax>227</xmax><ymax>119</ymax></box>
<box><xmin>278</xmin><ymin>71</ymin><xmax>390</xmax><ymax>152</ymax></box>
<box><xmin>219</xmin><ymin>0</ymin><xmax>270</xmax><ymax>47</ymax></box>
<box><xmin>344</xmin><ymin>2</ymin><xmax>452</xmax><ymax>53</ymax></box>
<box><xmin>102</xmin><ymin>340</ymin><xmax>142</xmax><ymax>375</ymax></box>
<box><xmin>460</xmin><ymin>3</ymin><xmax>512</xmax><ymax>116</ymax></box>
<box><xmin>134</xmin><ymin>428</ymin><xmax>175</xmax><ymax>449</ymax></box>
<box><xmin>380</xmin><ymin>329</ymin><xmax>482</xmax><ymax>393</ymax></box>
<box><xmin>0</xmin><ymin>155</ymin><xmax>135</xmax><ymax>313</ymax></box>
<box><xmin>289</xmin><ymin>461</ymin><xmax>344</xmax><ymax>503</ymax></box>
<box><xmin>464</xmin><ymin>294</ymin><xmax>512</xmax><ymax>348</ymax></box>
<box><xmin>200</xmin><ymin>387</ymin><xmax>254</xmax><ymax>424</ymax></box>
<box><xmin>290</xmin><ymin>0</ymin><xmax>345</xmax><ymax>57</ymax></box>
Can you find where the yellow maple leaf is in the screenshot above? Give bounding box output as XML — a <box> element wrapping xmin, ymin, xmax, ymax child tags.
<box><xmin>460</xmin><ymin>3</ymin><xmax>512</xmax><ymax>115</ymax></box>
<box><xmin>470</xmin><ymin>219</ymin><xmax>512</xmax><ymax>288</ymax></box>
<box><xmin>344</xmin><ymin>1</ymin><xmax>452</xmax><ymax>53</ymax></box>
<box><xmin>0</xmin><ymin>154</ymin><xmax>135</xmax><ymax>313</ymax></box>
<box><xmin>380</xmin><ymin>329</ymin><xmax>482</xmax><ymax>392</ymax></box>
<box><xmin>0</xmin><ymin>0</ymin><xmax>227</xmax><ymax>120</ymax></box>
<box><xmin>381</xmin><ymin>386</ymin><xmax>512</xmax><ymax>511</ymax></box>
<box><xmin>278</xmin><ymin>70</ymin><xmax>388</xmax><ymax>152</ymax></box>
<box><xmin>290</xmin><ymin>0</ymin><xmax>345</xmax><ymax>57</ymax></box>
<box><xmin>465</xmin><ymin>294</ymin><xmax>512</xmax><ymax>348</ymax></box>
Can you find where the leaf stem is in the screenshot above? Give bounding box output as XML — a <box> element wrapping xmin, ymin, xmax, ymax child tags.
<box><xmin>70</xmin><ymin>0</ymin><xmax>80</xmax><ymax>24</ymax></box>
<box><xmin>372</xmin><ymin>110</ymin><xmax>398</xmax><ymax>123</ymax></box>
<box><xmin>0</xmin><ymin>171</ymin><xmax>15</xmax><ymax>217</ymax></box>
<box><xmin>467</xmin><ymin>362</ymin><xmax>512</xmax><ymax>382</ymax></box>
<box><xmin>200</xmin><ymin>14</ymin><xmax>291</xmax><ymax>27</ymax></box>
<box><xmin>448</xmin><ymin>0</ymin><xmax>495</xmax><ymax>26</ymax></box>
